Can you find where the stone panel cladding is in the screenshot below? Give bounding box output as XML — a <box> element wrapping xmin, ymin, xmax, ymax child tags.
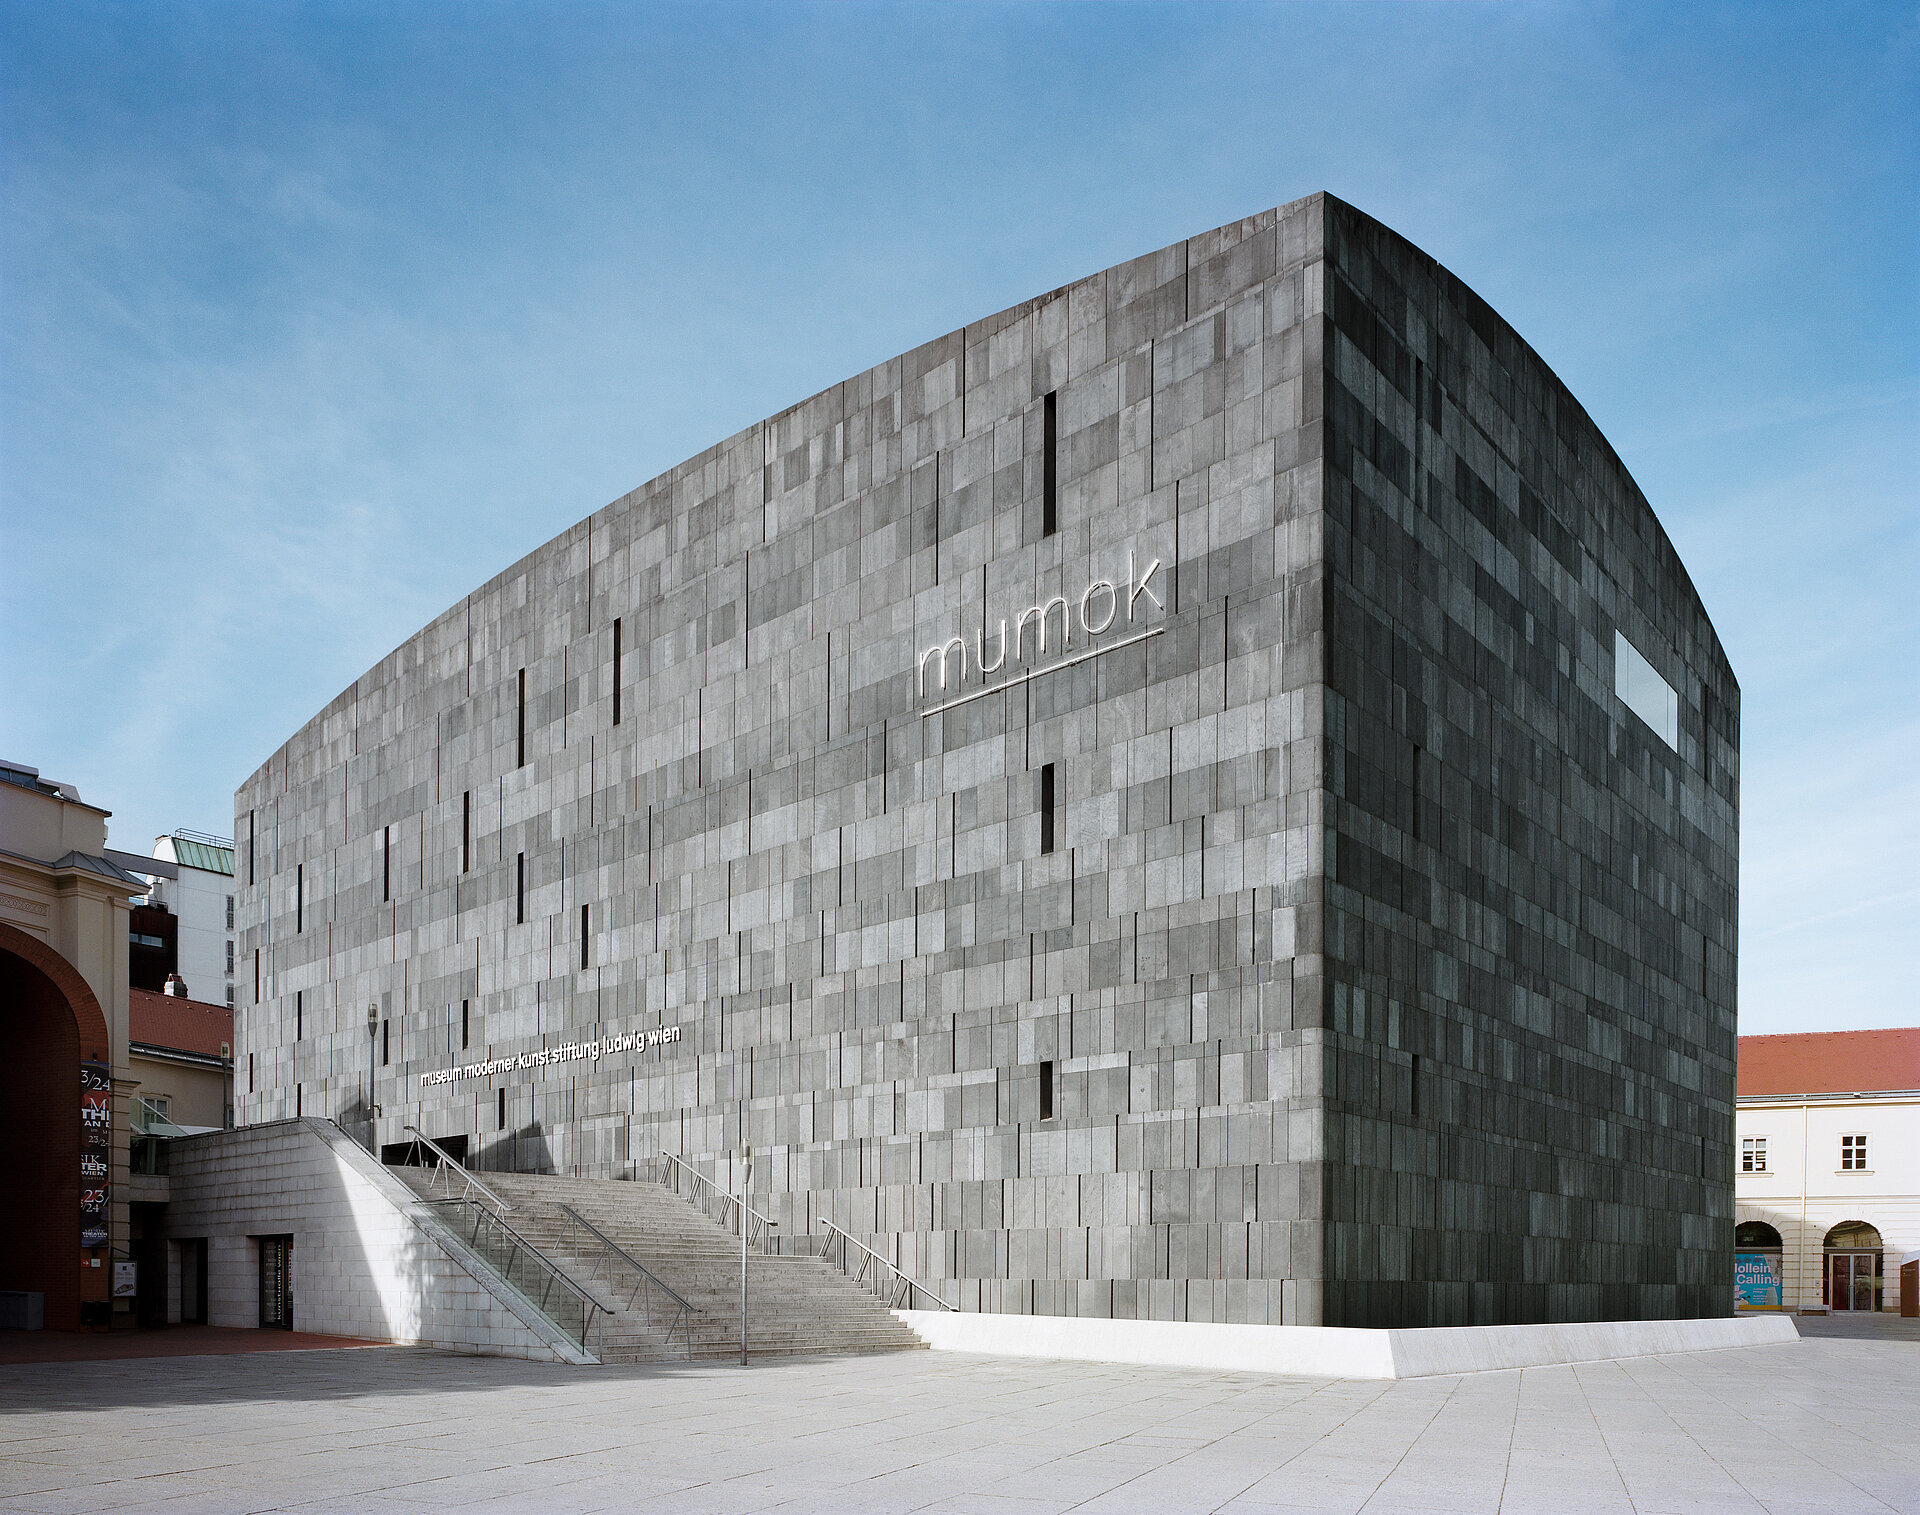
<box><xmin>1315</xmin><ymin>202</ymin><xmax>1739</xmax><ymax>1325</ymax></box>
<box><xmin>233</xmin><ymin>193</ymin><xmax>1734</xmax><ymax>1328</ymax></box>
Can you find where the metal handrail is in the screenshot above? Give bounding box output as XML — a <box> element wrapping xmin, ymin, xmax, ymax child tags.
<box><xmin>401</xmin><ymin>1125</ymin><xmax>513</xmax><ymax>1216</ymax></box>
<box><xmin>656</xmin><ymin>1150</ymin><xmax>781</xmax><ymax>1252</ymax></box>
<box><xmin>815</xmin><ymin>1219</ymin><xmax>953</xmax><ymax>1312</ymax></box>
<box><xmin>556</xmin><ymin>1204</ymin><xmax>701</xmax><ymax>1359</ymax></box>
<box><xmin>418</xmin><ymin>1192</ymin><xmax>604</xmax><ymax>1354</ymax></box>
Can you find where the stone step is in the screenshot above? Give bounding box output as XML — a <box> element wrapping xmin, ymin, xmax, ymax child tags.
<box><xmin>391</xmin><ymin>1163</ymin><xmax>926</xmax><ymax>1364</ymax></box>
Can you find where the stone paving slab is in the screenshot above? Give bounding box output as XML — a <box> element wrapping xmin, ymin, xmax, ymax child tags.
<box><xmin>0</xmin><ymin>1337</ymin><xmax>1914</xmax><ymax>1514</ymax></box>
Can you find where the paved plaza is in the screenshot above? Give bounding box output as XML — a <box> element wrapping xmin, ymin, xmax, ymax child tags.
<box><xmin>2</xmin><ymin>1333</ymin><xmax>1916</xmax><ymax>1515</ymax></box>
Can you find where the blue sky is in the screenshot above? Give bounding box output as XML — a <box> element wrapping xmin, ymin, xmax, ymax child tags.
<box><xmin>2</xmin><ymin>1</ymin><xmax>1913</xmax><ymax>1033</ymax></box>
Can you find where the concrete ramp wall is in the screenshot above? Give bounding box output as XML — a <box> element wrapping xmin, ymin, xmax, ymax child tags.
<box><xmin>894</xmin><ymin>1309</ymin><xmax>1800</xmax><ymax>1379</ymax></box>
<box><xmin>164</xmin><ymin>1118</ymin><xmax>590</xmax><ymax>1362</ymax></box>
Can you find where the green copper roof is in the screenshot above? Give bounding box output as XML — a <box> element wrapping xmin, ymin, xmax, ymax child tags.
<box><xmin>170</xmin><ymin>837</ymin><xmax>234</xmax><ymax>875</ymax></box>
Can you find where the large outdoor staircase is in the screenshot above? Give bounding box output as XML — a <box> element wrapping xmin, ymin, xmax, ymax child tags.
<box><xmin>391</xmin><ymin>1162</ymin><xmax>928</xmax><ymax>1364</ymax></box>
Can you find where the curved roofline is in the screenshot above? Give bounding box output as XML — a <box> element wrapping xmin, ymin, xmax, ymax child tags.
<box><xmin>244</xmin><ymin>191</ymin><xmax>1731</xmax><ymax>790</ymax></box>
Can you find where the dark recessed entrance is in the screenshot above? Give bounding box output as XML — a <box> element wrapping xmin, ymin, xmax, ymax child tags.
<box><xmin>381</xmin><ymin>1133</ymin><xmax>467</xmax><ymax>1166</ymax></box>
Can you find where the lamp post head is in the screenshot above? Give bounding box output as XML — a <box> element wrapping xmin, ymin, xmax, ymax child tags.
<box><xmin>367</xmin><ymin>1003</ymin><xmax>379</xmax><ymax>1038</ymax></box>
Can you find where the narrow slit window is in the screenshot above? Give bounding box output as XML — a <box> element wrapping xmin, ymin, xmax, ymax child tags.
<box><xmin>248</xmin><ymin>810</ymin><xmax>256</xmax><ymax>885</ymax></box>
<box><xmin>1039</xmin><ymin>762</ymin><xmax>1057</xmax><ymax>855</ymax></box>
<box><xmin>296</xmin><ymin>1084</ymin><xmax>302</xmax><ymax>1118</ymax></box>
<box><xmin>516</xmin><ymin>852</ymin><xmax>525</xmax><ymax>924</ymax></box>
<box><xmin>497</xmin><ymin>1087</ymin><xmax>507</xmax><ymax>1131</ymax></box>
<box><xmin>612</xmin><ymin>618</ymin><xmax>623</xmax><ymax>727</ymax></box>
<box><xmin>296</xmin><ymin>863</ymin><xmax>303</xmax><ymax>933</ymax></box>
<box><xmin>1411</xmin><ymin>1053</ymin><xmax>1421</xmax><ymax>1118</ymax></box>
<box><xmin>295</xmin><ymin>990</ymin><xmax>302</xmax><ymax>1041</ymax></box>
<box><xmin>461</xmin><ymin>998</ymin><xmax>470</xmax><ymax>1050</ymax></box>
<box><xmin>462</xmin><ymin>791</ymin><xmax>471</xmax><ymax>873</ymax></box>
<box><xmin>248</xmin><ymin>1052</ymin><xmax>254</xmax><ymax>1094</ymax></box>
<box><xmin>516</xmin><ymin>667</ymin><xmax>527</xmax><ymax>768</ymax></box>
<box><xmin>383</xmin><ymin>825</ymin><xmax>391</xmax><ymax>902</ymax></box>
<box><xmin>381</xmin><ymin>1018</ymin><xmax>390</xmax><ymax>1067</ymax></box>
<box><xmin>253</xmin><ymin>948</ymin><xmax>260</xmax><ymax>1003</ymax></box>
<box><xmin>1039</xmin><ymin>1059</ymin><xmax>1055</xmax><ymax>1121</ymax></box>
<box><xmin>580</xmin><ymin>903</ymin><xmax>590</xmax><ymax>969</ymax></box>
<box><xmin>1042</xmin><ymin>391</ymin><xmax>1058</xmax><ymax>536</ymax></box>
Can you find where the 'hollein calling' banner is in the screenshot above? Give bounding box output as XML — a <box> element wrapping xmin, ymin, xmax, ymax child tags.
<box><xmin>418</xmin><ymin>1024</ymin><xmax>682</xmax><ymax>1088</ymax></box>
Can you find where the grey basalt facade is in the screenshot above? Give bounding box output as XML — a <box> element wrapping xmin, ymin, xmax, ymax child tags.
<box><xmin>235</xmin><ymin>194</ymin><xmax>1738</xmax><ymax>1328</ymax></box>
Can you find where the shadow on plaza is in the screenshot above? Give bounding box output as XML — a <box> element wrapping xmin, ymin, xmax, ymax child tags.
<box><xmin>0</xmin><ymin>1340</ymin><xmax>825</xmax><ymax>1413</ymax></box>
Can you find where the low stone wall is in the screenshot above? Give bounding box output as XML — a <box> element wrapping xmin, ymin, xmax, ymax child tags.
<box><xmin>163</xmin><ymin>1118</ymin><xmax>588</xmax><ymax>1361</ymax></box>
<box><xmin>893</xmin><ymin>1309</ymin><xmax>1800</xmax><ymax>1379</ymax></box>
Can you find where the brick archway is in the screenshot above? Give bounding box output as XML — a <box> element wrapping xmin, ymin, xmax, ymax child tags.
<box><xmin>0</xmin><ymin>921</ymin><xmax>112</xmax><ymax>1330</ymax></box>
<box><xmin>0</xmin><ymin>921</ymin><xmax>110</xmax><ymax>1059</ymax></box>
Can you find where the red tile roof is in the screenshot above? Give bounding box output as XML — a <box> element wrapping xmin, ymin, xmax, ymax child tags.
<box><xmin>1738</xmin><ymin>1027</ymin><xmax>1920</xmax><ymax>1097</ymax></box>
<box><xmin>129</xmin><ymin>988</ymin><xmax>233</xmax><ymax>1061</ymax></box>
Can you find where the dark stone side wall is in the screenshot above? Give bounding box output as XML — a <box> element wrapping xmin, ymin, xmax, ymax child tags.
<box><xmin>1316</xmin><ymin>198</ymin><xmax>1739</xmax><ymax>1325</ymax></box>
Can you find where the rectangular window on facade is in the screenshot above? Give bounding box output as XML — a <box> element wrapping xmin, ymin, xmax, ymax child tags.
<box><xmin>1841</xmin><ymin>1134</ymin><xmax>1869</xmax><ymax>1170</ymax></box>
<box><xmin>226</xmin><ymin>939</ymin><xmax>235</xmax><ymax>974</ymax></box>
<box><xmin>497</xmin><ymin>1087</ymin><xmax>506</xmax><ymax>1131</ymax></box>
<box><xmin>248</xmin><ymin>811</ymin><xmax>255</xmax><ymax>885</ymax></box>
<box><xmin>580</xmin><ymin>904</ymin><xmax>590</xmax><ymax>969</ymax></box>
<box><xmin>248</xmin><ymin>1052</ymin><xmax>254</xmax><ymax>1094</ymax></box>
<box><xmin>1742</xmin><ymin>1136</ymin><xmax>1766</xmax><ymax>1172</ymax></box>
<box><xmin>1614</xmin><ymin>630</ymin><xmax>1679</xmax><ymax>750</ymax></box>
<box><xmin>226</xmin><ymin>986</ymin><xmax>234</xmax><ymax>1008</ymax></box>
<box><xmin>516</xmin><ymin>852</ymin><xmax>525</xmax><ymax>924</ymax></box>
<box><xmin>296</xmin><ymin>1084</ymin><xmax>302</xmax><ymax>1118</ymax></box>
<box><xmin>295</xmin><ymin>990</ymin><xmax>302</xmax><ymax>1041</ymax></box>
<box><xmin>254</xmin><ymin>948</ymin><xmax>260</xmax><ymax>1003</ymax></box>
<box><xmin>461</xmin><ymin>998</ymin><xmax>470</xmax><ymax>1050</ymax></box>
<box><xmin>226</xmin><ymin>895</ymin><xmax>235</xmax><ymax>930</ymax></box>
<box><xmin>462</xmin><ymin>791</ymin><xmax>471</xmax><ymax>873</ymax></box>
<box><xmin>383</xmin><ymin>825</ymin><xmax>391</xmax><ymax>902</ymax></box>
<box><xmin>612</xmin><ymin>618</ymin><xmax>623</xmax><ymax>727</ymax></box>
<box><xmin>1039</xmin><ymin>763</ymin><xmax>1057</xmax><ymax>855</ymax></box>
<box><xmin>1042</xmin><ymin>391</ymin><xmax>1058</xmax><ymax>536</ymax></box>
<box><xmin>296</xmin><ymin>863</ymin><xmax>303</xmax><ymax>933</ymax></box>
<box><xmin>517</xmin><ymin>668</ymin><xmax>527</xmax><ymax>768</ymax></box>
<box><xmin>1039</xmin><ymin>1059</ymin><xmax>1055</xmax><ymax>1120</ymax></box>
<box><xmin>1411</xmin><ymin>1054</ymin><xmax>1422</xmax><ymax>1118</ymax></box>
<box><xmin>381</xmin><ymin>1018</ymin><xmax>390</xmax><ymax>1067</ymax></box>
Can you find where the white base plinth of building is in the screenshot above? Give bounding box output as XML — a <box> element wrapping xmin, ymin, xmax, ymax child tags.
<box><xmin>892</xmin><ymin>1309</ymin><xmax>1800</xmax><ymax>1380</ymax></box>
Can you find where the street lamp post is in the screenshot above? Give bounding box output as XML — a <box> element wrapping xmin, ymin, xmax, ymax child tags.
<box><xmin>366</xmin><ymin>1003</ymin><xmax>380</xmax><ymax>1152</ymax></box>
<box><xmin>740</xmin><ymin>1142</ymin><xmax>751</xmax><ymax>1366</ymax></box>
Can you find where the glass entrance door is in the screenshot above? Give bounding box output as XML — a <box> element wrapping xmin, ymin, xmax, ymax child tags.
<box><xmin>1829</xmin><ymin>1252</ymin><xmax>1878</xmax><ymax>1312</ymax></box>
<box><xmin>258</xmin><ymin>1236</ymin><xmax>293</xmax><ymax>1329</ymax></box>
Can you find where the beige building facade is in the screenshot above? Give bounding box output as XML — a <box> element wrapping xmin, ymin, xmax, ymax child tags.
<box><xmin>0</xmin><ymin>758</ymin><xmax>143</xmax><ymax>1328</ymax></box>
<box><xmin>1734</xmin><ymin>1028</ymin><xmax>1919</xmax><ymax>1314</ymax></box>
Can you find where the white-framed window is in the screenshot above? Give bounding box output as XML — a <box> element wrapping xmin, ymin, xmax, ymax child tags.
<box><xmin>1841</xmin><ymin>1134</ymin><xmax>1869</xmax><ymax>1171</ymax></box>
<box><xmin>226</xmin><ymin>894</ymin><xmax>235</xmax><ymax>929</ymax></box>
<box><xmin>1742</xmin><ymin>1136</ymin><xmax>1768</xmax><ymax>1172</ymax></box>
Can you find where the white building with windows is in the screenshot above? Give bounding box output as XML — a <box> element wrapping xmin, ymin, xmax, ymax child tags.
<box><xmin>1734</xmin><ymin>1027</ymin><xmax>1919</xmax><ymax>1313</ymax></box>
<box><xmin>143</xmin><ymin>831</ymin><xmax>236</xmax><ymax>1007</ymax></box>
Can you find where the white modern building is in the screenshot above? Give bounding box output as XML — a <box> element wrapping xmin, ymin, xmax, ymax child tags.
<box><xmin>1734</xmin><ymin>1027</ymin><xmax>1919</xmax><ymax>1313</ymax></box>
<box><xmin>144</xmin><ymin>831</ymin><xmax>236</xmax><ymax>1007</ymax></box>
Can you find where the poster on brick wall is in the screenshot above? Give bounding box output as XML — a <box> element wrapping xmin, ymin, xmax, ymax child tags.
<box><xmin>81</xmin><ymin>1060</ymin><xmax>110</xmax><ymax>1251</ymax></box>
